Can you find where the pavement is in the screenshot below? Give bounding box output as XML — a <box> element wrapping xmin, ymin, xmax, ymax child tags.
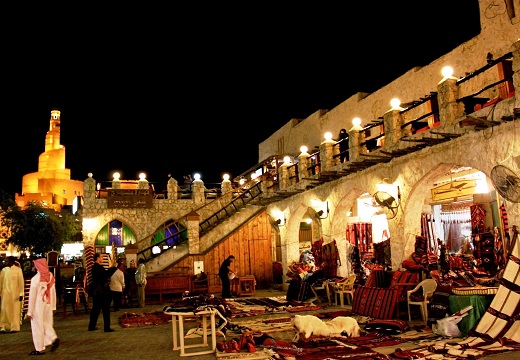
<box><xmin>1</xmin><ymin>289</ymin><xmax>515</xmax><ymax>360</ymax></box>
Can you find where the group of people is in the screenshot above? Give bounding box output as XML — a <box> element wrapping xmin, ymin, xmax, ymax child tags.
<box><xmin>0</xmin><ymin>256</ymin><xmax>60</xmax><ymax>355</ymax></box>
<box><xmin>0</xmin><ymin>253</ymin><xmax>148</xmax><ymax>355</ymax></box>
<box><xmin>88</xmin><ymin>255</ymin><xmax>147</xmax><ymax>333</ymax></box>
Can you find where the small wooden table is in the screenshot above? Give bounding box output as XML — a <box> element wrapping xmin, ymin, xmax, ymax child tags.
<box><xmin>231</xmin><ymin>275</ymin><xmax>256</xmax><ymax>297</ymax></box>
<box><xmin>165</xmin><ymin>310</ymin><xmax>217</xmax><ymax>357</ymax></box>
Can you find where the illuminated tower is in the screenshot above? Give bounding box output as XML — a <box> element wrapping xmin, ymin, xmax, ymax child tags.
<box><xmin>16</xmin><ymin>109</ymin><xmax>83</xmax><ymax>210</ymax></box>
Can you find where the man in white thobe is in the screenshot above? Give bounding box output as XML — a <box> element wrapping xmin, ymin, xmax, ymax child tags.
<box><xmin>27</xmin><ymin>258</ymin><xmax>59</xmax><ymax>355</ymax></box>
<box><xmin>0</xmin><ymin>256</ymin><xmax>25</xmax><ymax>332</ymax></box>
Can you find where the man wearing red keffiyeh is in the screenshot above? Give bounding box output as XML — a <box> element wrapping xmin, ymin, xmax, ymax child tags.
<box><xmin>27</xmin><ymin>257</ymin><xmax>60</xmax><ymax>355</ymax></box>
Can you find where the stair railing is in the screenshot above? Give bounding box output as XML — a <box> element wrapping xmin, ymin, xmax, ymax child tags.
<box><xmin>136</xmin><ymin>178</ymin><xmax>264</xmax><ymax>262</ymax></box>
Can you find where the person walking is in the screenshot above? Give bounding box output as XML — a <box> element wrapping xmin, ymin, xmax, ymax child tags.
<box><xmin>218</xmin><ymin>255</ymin><xmax>236</xmax><ymax>298</ymax></box>
<box><xmin>88</xmin><ymin>253</ymin><xmax>117</xmax><ymax>332</ymax></box>
<box><xmin>27</xmin><ymin>258</ymin><xmax>60</xmax><ymax>355</ymax></box>
<box><xmin>337</xmin><ymin>128</ymin><xmax>349</xmax><ymax>163</ymax></box>
<box><xmin>0</xmin><ymin>256</ymin><xmax>25</xmax><ymax>333</ymax></box>
<box><xmin>110</xmin><ymin>259</ymin><xmax>125</xmax><ymax>311</ymax></box>
<box><xmin>135</xmin><ymin>258</ymin><xmax>147</xmax><ymax>308</ymax></box>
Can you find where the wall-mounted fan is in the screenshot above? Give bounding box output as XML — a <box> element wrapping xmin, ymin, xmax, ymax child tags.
<box><xmin>490</xmin><ymin>164</ymin><xmax>520</xmax><ymax>203</ymax></box>
<box><xmin>373</xmin><ymin>191</ymin><xmax>400</xmax><ymax>219</ymax></box>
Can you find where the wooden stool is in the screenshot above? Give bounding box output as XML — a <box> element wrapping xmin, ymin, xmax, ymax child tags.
<box><xmin>231</xmin><ymin>275</ymin><xmax>256</xmax><ymax>297</ymax></box>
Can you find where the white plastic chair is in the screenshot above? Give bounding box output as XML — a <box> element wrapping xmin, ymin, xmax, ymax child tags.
<box><xmin>407</xmin><ymin>278</ymin><xmax>437</xmax><ymax>322</ymax></box>
<box><xmin>330</xmin><ymin>274</ymin><xmax>357</xmax><ymax>307</ymax></box>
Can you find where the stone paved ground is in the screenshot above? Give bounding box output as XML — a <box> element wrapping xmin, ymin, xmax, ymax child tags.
<box><xmin>1</xmin><ymin>289</ymin><xmax>515</xmax><ymax>360</ymax></box>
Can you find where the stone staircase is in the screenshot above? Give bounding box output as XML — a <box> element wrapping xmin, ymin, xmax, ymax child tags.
<box><xmin>138</xmin><ymin>180</ymin><xmax>279</xmax><ymax>271</ymax></box>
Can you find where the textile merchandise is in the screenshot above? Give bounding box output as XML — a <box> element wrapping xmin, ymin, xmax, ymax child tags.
<box><xmin>351</xmin><ymin>286</ymin><xmax>398</xmax><ymax>319</ymax></box>
<box><xmin>119</xmin><ymin>311</ymin><xmax>171</xmax><ymax>327</ymax></box>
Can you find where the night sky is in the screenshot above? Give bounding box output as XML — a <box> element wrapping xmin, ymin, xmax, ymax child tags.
<box><xmin>1</xmin><ymin>2</ymin><xmax>481</xmax><ymax>197</ymax></box>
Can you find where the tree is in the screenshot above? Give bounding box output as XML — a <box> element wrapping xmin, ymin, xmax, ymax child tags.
<box><xmin>0</xmin><ymin>189</ymin><xmax>15</xmax><ymax>211</ymax></box>
<box><xmin>1</xmin><ymin>201</ymin><xmax>80</xmax><ymax>256</ymax></box>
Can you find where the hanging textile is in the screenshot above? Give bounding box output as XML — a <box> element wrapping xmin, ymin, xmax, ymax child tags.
<box><xmin>500</xmin><ymin>203</ymin><xmax>512</xmax><ymax>256</ymax></box>
<box><xmin>346</xmin><ymin>223</ymin><xmax>373</xmax><ymax>253</ymax></box>
<box><xmin>440</xmin><ymin>209</ymin><xmax>471</xmax><ymax>254</ymax></box>
<box><xmin>321</xmin><ymin>240</ymin><xmax>339</xmax><ymax>278</ymax></box>
<box><xmin>373</xmin><ymin>238</ymin><xmax>391</xmax><ymax>270</ymax></box>
<box><xmin>421</xmin><ymin>213</ymin><xmax>437</xmax><ymax>252</ymax></box>
<box><xmin>494</xmin><ymin>227</ymin><xmax>505</xmax><ymax>269</ymax></box>
<box><xmin>470</xmin><ymin>204</ymin><xmax>486</xmax><ymax>236</ymax></box>
<box><xmin>476</xmin><ymin>231</ymin><xmax>496</xmax><ymax>275</ymax></box>
<box><xmin>311</xmin><ymin>237</ymin><xmax>324</xmax><ymax>266</ymax></box>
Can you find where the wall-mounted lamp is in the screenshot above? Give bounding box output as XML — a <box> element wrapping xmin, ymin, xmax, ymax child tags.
<box><xmin>315</xmin><ymin>201</ymin><xmax>329</xmax><ymax>219</ymax></box>
<box><xmin>275</xmin><ymin>218</ymin><xmax>285</xmax><ymax>226</ymax></box>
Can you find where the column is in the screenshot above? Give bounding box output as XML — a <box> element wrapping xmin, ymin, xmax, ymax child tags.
<box><xmin>319</xmin><ymin>136</ymin><xmax>336</xmax><ymax>171</ymax></box>
<box><xmin>167</xmin><ymin>177</ymin><xmax>179</xmax><ymax>200</ymax></box>
<box><xmin>187</xmin><ymin>211</ymin><xmax>200</xmax><ymax>254</ymax></box>
<box><xmin>348</xmin><ymin>129</ymin><xmax>365</xmax><ymax>162</ymax></box>
<box><xmin>512</xmin><ymin>40</ymin><xmax>520</xmax><ymax>113</ymax></box>
<box><xmin>298</xmin><ymin>150</ymin><xmax>311</xmax><ymax>180</ymax></box>
<box><xmin>192</xmin><ymin>178</ymin><xmax>205</xmax><ymax>204</ymax></box>
<box><xmin>382</xmin><ymin>106</ymin><xmax>406</xmax><ymax>151</ymax></box>
<box><xmin>437</xmin><ymin>72</ymin><xmax>463</xmax><ymax>127</ymax></box>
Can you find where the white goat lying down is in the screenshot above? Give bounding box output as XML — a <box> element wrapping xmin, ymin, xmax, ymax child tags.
<box><xmin>291</xmin><ymin>314</ymin><xmax>361</xmax><ymax>341</ymax></box>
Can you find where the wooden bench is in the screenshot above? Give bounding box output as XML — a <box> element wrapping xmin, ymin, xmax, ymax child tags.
<box><xmin>146</xmin><ymin>269</ymin><xmax>191</xmax><ymax>303</ymax></box>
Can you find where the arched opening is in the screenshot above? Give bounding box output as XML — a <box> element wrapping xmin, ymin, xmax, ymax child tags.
<box><xmin>94</xmin><ymin>219</ymin><xmax>136</xmax><ymax>255</ymax></box>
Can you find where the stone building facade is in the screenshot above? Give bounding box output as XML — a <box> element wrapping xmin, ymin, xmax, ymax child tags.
<box><xmin>79</xmin><ymin>0</ymin><xmax>519</xmax><ymax>289</ymax></box>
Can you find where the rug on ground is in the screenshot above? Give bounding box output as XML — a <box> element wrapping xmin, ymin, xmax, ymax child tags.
<box><xmin>119</xmin><ymin>311</ymin><xmax>171</xmax><ymax>327</ymax></box>
<box><xmin>223</xmin><ymin>296</ymin><xmax>324</xmax><ymax>318</ymax></box>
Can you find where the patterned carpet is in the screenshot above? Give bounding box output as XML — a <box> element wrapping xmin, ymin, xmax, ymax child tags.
<box><xmin>223</xmin><ymin>296</ymin><xmax>325</xmax><ymax>318</ymax></box>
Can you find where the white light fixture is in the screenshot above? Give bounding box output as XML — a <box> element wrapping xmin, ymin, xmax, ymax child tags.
<box><xmin>193</xmin><ymin>173</ymin><xmax>201</xmax><ymax>181</ymax></box>
<box><xmin>305</xmin><ymin>218</ymin><xmax>312</xmax><ymax>224</ymax></box>
<box><xmin>439</xmin><ymin>66</ymin><xmax>458</xmax><ymax>83</ymax></box>
<box><xmin>390</xmin><ymin>98</ymin><xmax>403</xmax><ymax>111</ymax></box>
<box><xmin>152</xmin><ymin>246</ymin><xmax>161</xmax><ymax>254</ymax></box>
<box><xmin>223</xmin><ymin>173</ymin><xmax>230</xmax><ymax>181</ymax></box>
<box><xmin>324</xmin><ymin>132</ymin><xmax>333</xmax><ymax>141</ymax></box>
<box><xmin>441</xmin><ymin>66</ymin><xmax>454</xmax><ymax>78</ymax></box>
<box><xmin>113</xmin><ymin>172</ymin><xmax>120</xmax><ymax>181</ymax></box>
<box><xmin>283</xmin><ymin>156</ymin><xmax>292</xmax><ymax>164</ymax></box>
<box><xmin>139</xmin><ymin>173</ymin><xmax>146</xmax><ymax>181</ymax></box>
<box><xmin>350</xmin><ymin>117</ymin><xmax>363</xmax><ymax>131</ymax></box>
<box><xmin>299</xmin><ymin>145</ymin><xmax>309</xmax><ymax>155</ymax></box>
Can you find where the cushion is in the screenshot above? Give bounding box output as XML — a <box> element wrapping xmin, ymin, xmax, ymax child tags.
<box><xmin>402</xmin><ymin>259</ymin><xmax>424</xmax><ymax>271</ymax></box>
<box><xmin>352</xmin><ymin>286</ymin><xmax>398</xmax><ymax>319</ymax></box>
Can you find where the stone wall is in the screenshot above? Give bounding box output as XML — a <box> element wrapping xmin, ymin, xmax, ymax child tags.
<box><xmin>258</xmin><ymin>0</ymin><xmax>520</xmax><ymax>161</ymax></box>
